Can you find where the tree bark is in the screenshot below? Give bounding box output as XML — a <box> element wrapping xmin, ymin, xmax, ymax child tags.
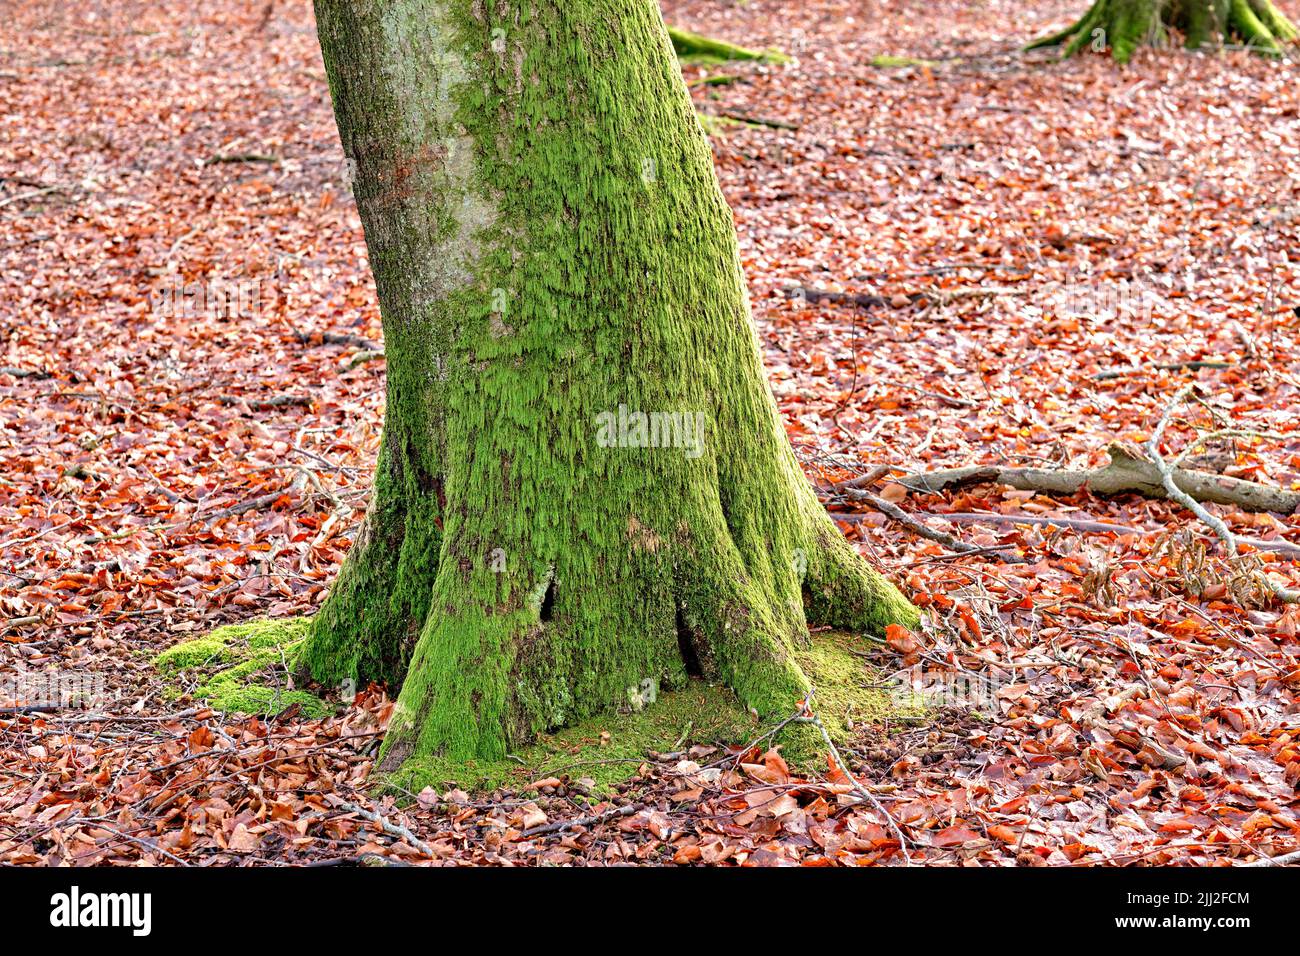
<box><xmin>305</xmin><ymin>0</ymin><xmax>917</xmax><ymax>769</ymax></box>
<box><xmin>1026</xmin><ymin>0</ymin><xmax>1298</xmax><ymax>63</ymax></box>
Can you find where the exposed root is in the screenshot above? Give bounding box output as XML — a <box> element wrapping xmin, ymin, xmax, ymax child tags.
<box><xmin>678</xmin><ymin>536</ymin><xmax>816</xmax><ymax>726</ymax></box>
<box><xmin>373</xmin><ymin>500</ymin><xmax>916</xmax><ymax>771</ymax></box>
<box><xmin>379</xmin><ymin>628</ymin><xmax>900</xmax><ymax>797</ymax></box>
<box><xmin>801</xmin><ymin>514</ymin><xmax>923</xmax><ymax>632</ymax></box>
<box><xmin>667</xmin><ymin>25</ymin><xmax>790</xmax><ymax>64</ymax></box>
<box><xmin>1026</xmin><ymin>0</ymin><xmax>1299</xmax><ymax>63</ymax></box>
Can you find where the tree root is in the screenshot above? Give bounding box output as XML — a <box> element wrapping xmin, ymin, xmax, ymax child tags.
<box><xmin>667</xmin><ymin>26</ymin><xmax>789</xmax><ymax>64</ymax></box>
<box><xmin>1026</xmin><ymin>0</ymin><xmax>1299</xmax><ymax>63</ymax></box>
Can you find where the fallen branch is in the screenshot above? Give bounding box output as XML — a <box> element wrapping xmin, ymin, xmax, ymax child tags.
<box><xmin>1146</xmin><ymin>385</ymin><xmax>1298</xmax><ymax>604</ymax></box>
<box><xmin>833</xmin><ymin>508</ymin><xmax>1143</xmax><ymax>536</ymax></box>
<box><xmin>202</xmin><ymin>472</ymin><xmax>308</xmax><ymax>521</ymax></box>
<box><xmin>835</xmin><ymin>508</ymin><xmax>1300</xmax><ymax>556</ymax></box>
<box><xmin>936</xmin><ymin>512</ymin><xmax>1145</xmax><ymax>536</ymax></box>
<box><xmin>334</xmin><ymin>798</ymin><xmax>435</xmax><ymax>858</ymax></box>
<box><xmin>798</xmin><ymin>694</ymin><xmax>913</xmax><ymax>865</ymax></box>
<box><xmin>40</xmin><ymin>707</ymin><xmax>204</xmax><ymax>725</ymax></box>
<box><xmin>305</xmin><ymin>853</ymin><xmax>412</xmax><ymax>867</ymax></box>
<box><xmin>784</xmin><ymin>284</ymin><xmax>1025</xmax><ymax>313</ymax></box>
<box><xmin>1238</xmin><ymin>847</ymin><xmax>1300</xmax><ymax>867</ymax></box>
<box><xmin>0</xmin><ymin>703</ymin><xmax>72</xmax><ymax>715</ymax></box>
<box><xmin>900</xmin><ymin>441</ymin><xmax>1300</xmax><ymax>516</ymax></box>
<box><xmin>824</xmin><ymin>463</ymin><xmax>892</xmax><ymax>493</ymax></box>
<box><xmin>785</xmin><ymin>286</ymin><xmax>919</xmax><ymax>309</ymax></box>
<box><xmin>294</xmin><ymin>330</ymin><xmax>379</xmax><ymax>350</ymax></box>
<box><xmin>0</xmin><ymin>184</ymin><xmax>63</xmax><ymax>209</ymax></box>
<box><xmin>217</xmin><ymin>394</ymin><xmax>313</xmax><ymax>410</ymax></box>
<box><xmin>345</xmin><ymin>349</ymin><xmax>385</xmax><ymax>369</ymax></box>
<box><xmin>1094</xmin><ymin>359</ymin><xmax>1232</xmax><ymax>381</ymax></box>
<box><xmin>0</xmin><ymin>366</ymin><xmax>52</xmax><ymax>380</ymax></box>
<box><xmin>202</xmin><ymin>153</ymin><xmax>280</xmax><ymax>166</ymax></box>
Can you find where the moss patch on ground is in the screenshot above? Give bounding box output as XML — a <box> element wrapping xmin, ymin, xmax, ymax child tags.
<box><xmin>870</xmin><ymin>54</ymin><xmax>942</xmax><ymax>69</ymax></box>
<box><xmin>794</xmin><ymin>627</ymin><xmax>917</xmax><ymax>736</ymax></box>
<box><xmin>384</xmin><ymin>629</ymin><xmax>905</xmax><ymax>797</ymax></box>
<box><xmin>154</xmin><ymin>617</ymin><xmax>330</xmax><ymax>718</ymax></box>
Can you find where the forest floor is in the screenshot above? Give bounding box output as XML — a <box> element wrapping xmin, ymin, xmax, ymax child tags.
<box><xmin>2</xmin><ymin>0</ymin><xmax>1300</xmax><ymax>866</ymax></box>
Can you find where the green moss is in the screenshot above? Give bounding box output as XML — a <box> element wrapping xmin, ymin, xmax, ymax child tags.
<box><xmin>667</xmin><ymin>26</ymin><xmax>789</xmax><ymax>65</ymax></box>
<box><xmin>387</xmin><ymin>681</ymin><xmax>750</xmax><ymax>795</ymax></box>
<box><xmin>202</xmin><ymin>684</ymin><xmax>331</xmax><ymax>718</ymax></box>
<box><xmin>1230</xmin><ymin>0</ymin><xmax>1282</xmax><ymax>53</ymax></box>
<box><xmin>696</xmin><ymin>112</ymin><xmax>730</xmax><ymax>137</ymax></box>
<box><xmin>210</xmin><ymin>617</ymin><xmax>312</xmax><ymax>650</ymax></box>
<box><xmin>688</xmin><ymin>73</ymin><xmax>743</xmax><ymax>87</ymax></box>
<box><xmin>383</xmin><ymin>630</ymin><xmax>895</xmax><ymax>795</ymax></box>
<box><xmin>154</xmin><ymin>637</ymin><xmax>236</xmax><ymax>673</ymax></box>
<box><xmin>794</xmin><ymin>629</ymin><xmax>901</xmax><ymax>738</ymax></box>
<box><xmin>153</xmin><ymin>617</ymin><xmax>328</xmax><ymax>718</ymax></box>
<box><xmin>869</xmin><ymin>54</ymin><xmax>940</xmax><ymax>68</ymax></box>
<box><xmin>299</xmin><ymin>436</ymin><xmax>441</xmax><ymax>689</ymax></box>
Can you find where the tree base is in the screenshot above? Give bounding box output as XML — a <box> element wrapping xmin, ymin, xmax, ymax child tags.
<box><xmin>379</xmin><ymin>629</ymin><xmax>912</xmax><ymax>796</ymax></box>
<box><xmin>1026</xmin><ymin>0</ymin><xmax>1298</xmax><ymax>63</ymax></box>
<box><xmin>340</xmin><ymin>496</ymin><xmax>920</xmax><ymax>771</ymax></box>
<box><xmin>298</xmin><ymin>377</ymin><xmax>920</xmax><ymax>770</ymax></box>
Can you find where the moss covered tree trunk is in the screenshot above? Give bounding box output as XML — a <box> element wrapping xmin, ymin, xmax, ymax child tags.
<box><xmin>304</xmin><ymin>0</ymin><xmax>917</xmax><ymax>771</ymax></box>
<box><xmin>1027</xmin><ymin>0</ymin><xmax>1298</xmax><ymax>62</ymax></box>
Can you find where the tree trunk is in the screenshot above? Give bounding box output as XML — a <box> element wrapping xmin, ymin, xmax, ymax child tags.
<box><xmin>304</xmin><ymin>0</ymin><xmax>917</xmax><ymax>770</ymax></box>
<box><xmin>1026</xmin><ymin>0</ymin><xmax>1298</xmax><ymax>62</ymax></box>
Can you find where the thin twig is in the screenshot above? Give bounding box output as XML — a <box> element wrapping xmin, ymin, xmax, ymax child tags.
<box><xmin>842</xmin><ymin>488</ymin><xmax>1020</xmax><ymax>562</ymax></box>
<box><xmin>797</xmin><ymin>693</ymin><xmax>913</xmax><ymax>865</ymax></box>
<box><xmin>520</xmin><ymin>803</ymin><xmax>641</xmax><ymax>838</ymax></box>
<box><xmin>94</xmin><ymin>825</ymin><xmax>191</xmax><ymax>866</ymax></box>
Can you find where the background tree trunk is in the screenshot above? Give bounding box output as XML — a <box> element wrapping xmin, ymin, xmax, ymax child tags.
<box><xmin>305</xmin><ymin>0</ymin><xmax>917</xmax><ymax>769</ymax></box>
<box><xmin>1027</xmin><ymin>0</ymin><xmax>1298</xmax><ymax>62</ymax></box>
